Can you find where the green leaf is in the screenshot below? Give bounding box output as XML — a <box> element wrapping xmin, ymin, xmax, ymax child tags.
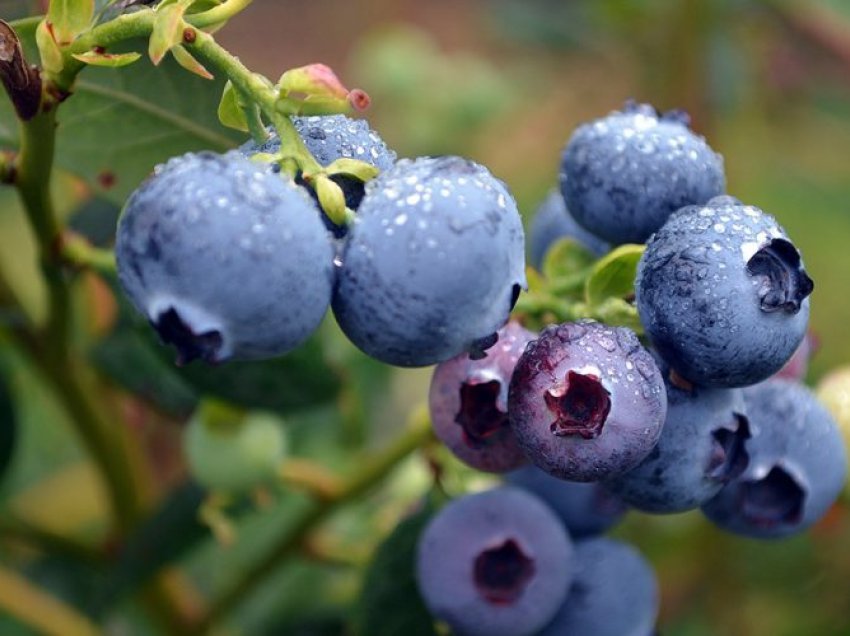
<box><xmin>584</xmin><ymin>243</ymin><xmax>645</xmax><ymax>307</ymax></box>
<box><xmin>71</xmin><ymin>50</ymin><xmax>142</xmax><ymax>68</ymax></box>
<box><xmin>47</xmin><ymin>0</ymin><xmax>94</xmax><ymax>45</ymax></box>
<box><xmin>591</xmin><ymin>297</ymin><xmax>643</xmax><ymax>334</ymax></box>
<box><xmin>351</xmin><ymin>499</ymin><xmax>439</xmax><ymax>636</ymax></box>
<box><xmin>217</xmin><ymin>80</ymin><xmax>249</xmax><ymax>131</ymax></box>
<box><xmin>35</xmin><ymin>18</ymin><xmax>64</xmax><ymax>75</ymax></box>
<box><xmin>324</xmin><ymin>158</ymin><xmax>380</xmax><ymax>182</ymax></box>
<box><xmin>148</xmin><ymin>1</ymin><xmax>187</xmax><ymax>65</ymax></box>
<box><xmin>542</xmin><ymin>237</ymin><xmax>596</xmax><ymax>280</ymax></box>
<box><xmin>170</xmin><ymin>44</ymin><xmax>212</xmax><ymax>79</ymax></box>
<box><xmin>0</xmin><ymin>30</ymin><xmax>245</xmax><ymax>205</ymax></box>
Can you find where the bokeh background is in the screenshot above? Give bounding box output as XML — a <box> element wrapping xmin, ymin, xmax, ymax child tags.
<box><xmin>1</xmin><ymin>0</ymin><xmax>850</xmax><ymax>634</ymax></box>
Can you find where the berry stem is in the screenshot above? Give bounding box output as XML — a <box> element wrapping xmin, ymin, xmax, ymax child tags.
<box><xmin>60</xmin><ymin>231</ymin><xmax>118</xmax><ymax>277</ymax></box>
<box><xmin>196</xmin><ymin>405</ymin><xmax>434</xmax><ymax>631</ymax></box>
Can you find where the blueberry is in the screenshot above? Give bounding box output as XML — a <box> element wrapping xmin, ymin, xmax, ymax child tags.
<box><xmin>773</xmin><ymin>331</ymin><xmax>816</xmax><ymax>382</ymax></box>
<box><xmin>636</xmin><ymin>195</ymin><xmax>813</xmax><ymax>387</ymax></box>
<box><xmin>508</xmin><ymin>321</ymin><xmax>666</xmax><ymax>482</ymax></box>
<box><xmin>240</xmin><ymin>115</ymin><xmax>397</xmax><ymax>219</ymax></box>
<box><xmin>416</xmin><ymin>487</ymin><xmax>573</xmax><ymax>636</ymax></box>
<box><xmin>702</xmin><ymin>379</ymin><xmax>847</xmax><ymax>539</ymax></box>
<box><xmin>538</xmin><ymin>537</ymin><xmax>659</xmax><ymax>636</ymax></box>
<box><xmin>429</xmin><ymin>321</ymin><xmax>535</xmax><ymax>473</ymax></box>
<box><xmin>605</xmin><ymin>362</ymin><xmax>750</xmax><ymax>513</ymax></box>
<box><xmin>529</xmin><ymin>189</ymin><xmax>609</xmax><ymax>269</ymax></box>
<box><xmin>116</xmin><ymin>151</ymin><xmax>335</xmax><ymax>363</ymax></box>
<box><xmin>559</xmin><ymin>101</ymin><xmax>725</xmax><ymax>245</ymax></box>
<box><xmin>332</xmin><ymin>156</ymin><xmax>526</xmax><ymax>367</ymax></box>
<box><xmin>506</xmin><ymin>465</ymin><xmax>628</xmax><ymax>538</ymax></box>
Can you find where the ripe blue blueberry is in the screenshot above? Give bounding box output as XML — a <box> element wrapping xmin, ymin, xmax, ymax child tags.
<box><xmin>529</xmin><ymin>189</ymin><xmax>609</xmax><ymax>269</ymax></box>
<box><xmin>605</xmin><ymin>363</ymin><xmax>750</xmax><ymax>513</ymax></box>
<box><xmin>636</xmin><ymin>195</ymin><xmax>813</xmax><ymax>387</ymax></box>
<box><xmin>506</xmin><ymin>465</ymin><xmax>628</xmax><ymax>538</ymax></box>
<box><xmin>560</xmin><ymin>101</ymin><xmax>725</xmax><ymax>244</ymax></box>
<box><xmin>116</xmin><ymin>151</ymin><xmax>335</xmax><ymax>364</ymax></box>
<box><xmin>702</xmin><ymin>379</ymin><xmax>847</xmax><ymax>539</ymax></box>
<box><xmin>429</xmin><ymin>321</ymin><xmax>535</xmax><ymax>473</ymax></box>
<box><xmin>416</xmin><ymin>487</ymin><xmax>573</xmax><ymax>636</ymax></box>
<box><xmin>240</xmin><ymin>114</ymin><xmax>396</xmax><ymax>215</ymax></box>
<box><xmin>538</xmin><ymin>538</ymin><xmax>659</xmax><ymax>636</ymax></box>
<box><xmin>508</xmin><ymin>321</ymin><xmax>666</xmax><ymax>482</ymax></box>
<box><xmin>332</xmin><ymin>156</ymin><xmax>526</xmax><ymax>367</ymax></box>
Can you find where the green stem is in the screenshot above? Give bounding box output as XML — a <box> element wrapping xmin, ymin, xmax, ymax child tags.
<box><xmin>16</xmin><ymin>111</ymin><xmax>68</xmax><ymax>354</ymax></box>
<box><xmin>187</xmin><ymin>0</ymin><xmax>255</xmax><ymax>29</ymax></box>
<box><xmin>196</xmin><ymin>406</ymin><xmax>434</xmax><ymax>632</ymax></box>
<box><xmin>184</xmin><ymin>28</ymin><xmax>321</xmax><ymax>173</ymax></box>
<box><xmin>61</xmin><ymin>232</ymin><xmax>118</xmax><ymax>278</ymax></box>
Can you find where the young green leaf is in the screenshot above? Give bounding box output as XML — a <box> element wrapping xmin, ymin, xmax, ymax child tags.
<box><xmin>585</xmin><ymin>243</ymin><xmax>645</xmax><ymax>307</ymax></box>
<box><xmin>148</xmin><ymin>1</ymin><xmax>187</xmax><ymax>65</ymax></box>
<box><xmin>35</xmin><ymin>19</ymin><xmax>64</xmax><ymax>76</ymax></box>
<box><xmin>591</xmin><ymin>297</ymin><xmax>643</xmax><ymax>334</ymax></box>
<box><xmin>217</xmin><ymin>80</ymin><xmax>249</xmax><ymax>131</ymax></box>
<box><xmin>542</xmin><ymin>237</ymin><xmax>596</xmax><ymax>281</ymax></box>
<box><xmin>47</xmin><ymin>0</ymin><xmax>94</xmax><ymax>45</ymax></box>
<box><xmin>351</xmin><ymin>500</ymin><xmax>439</xmax><ymax>636</ymax></box>
<box><xmin>71</xmin><ymin>50</ymin><xmax>142</xmax><ymax>68</ymax></box>
<box><xmin>170</xmin><ymin>44</ymin><xmax>212</xmax><ymax>79</ymax></box>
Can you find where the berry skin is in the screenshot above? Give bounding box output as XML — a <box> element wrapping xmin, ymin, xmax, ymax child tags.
<box><xmin>702</xmin><ymin>379</ymin><xmax>847</xmax><ymax>539</ymax></box>
<box><xmin>116</xmin><ymin>151</ymin><xmax>335</xmax><ymax>364</ymax></box>
<box><xmin>529</xmin><ymin>189</ymin><xmax>609</xmax><ymax>269</ymax></box>
<box><xmin>508</xmin><ymin>321</ymin><xmax>667</xmax><ymax>482</ymax></box>
<box><xmin>240</xmin><ymin>115</ymin><xmax>396</xmax><ymax>215</ymax></box>
<box><xmin>506</xmin><ymin>465</ymin><xmax>628</xmax><ymax>538</ymax></box>
<box><xmin>605</xmin><ymin>365</ymin><xmax>750</xmax><ymax>514</ymax></box>
<box><xmin>415</xmin><ymin>487</ymin><xmax>573</xmax><ymax>636</ymax></box>
<box><xmin>538</xmin><ymin>538</ymin><xmax>659</xmax><ymax>636</ymax></box>
<box><xmin>332</xmin><ymin>156</ymin><xmax>526</xmax><ymax>367</ymax></box>
<box><xmin>429</xmin><ymin>321</ymin><xmax>535</xmax><ymax>473</ymax></box>
<box><xmin>636</xmin><ymin>195</ymin><xmax>813</xmax><ymax>388</ymax></box>
<box><xmin>560</xmin><ymin>101</ymin><xmax>725</xmax><ymax>244</ymax></box>
<box><xmin>184</xmin><ymin>405</ymin><xmax>287</xmax><ymax>493</ymax></box>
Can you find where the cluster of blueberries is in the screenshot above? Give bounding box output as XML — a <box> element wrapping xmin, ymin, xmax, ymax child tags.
<box><xmin>113</xmin><ymin>102</ymin><xmax>847</xmax><ymax>635</ymax></box>
<box><xmin>417</xmin><ymin>103</ymin><xmax>846</xmax><ymax>635</ymax></box>
<box><xmin>115</xmin><ymin>115</ymin><xmax>524</xmax><ymax>367</ymax></box>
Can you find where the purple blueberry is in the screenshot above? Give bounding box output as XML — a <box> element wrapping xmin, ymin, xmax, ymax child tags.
<box><xmin>508</xmin><ymin>321</ymin><xmax>667</xmax><ymax>482</ymax></box>
<box><xmin>332</xmin><ymin>156</ymin><xmax>526</xmax><ymax>367</ymax></box>
<box><xmin>702</xmin><ymin>379</ymin><xmax>847</xmax><ymax>539</ymax></box>
<box><xmin>538</xmin><ymin>538</ymin><xmax>659</xmax><ymax>636</ymax></box>
<box><xmin>116</xmin><ymin>151</ymin><xmax>335</xmax><ymax>363</ymax></box>
<box><xmin>636</xmin><ymin>195</ymin><xmax>813</xmax><ymax>388</ymax></box>
<box><xmin>506</xmin><ymin>465</ymin><xmax>628</xmax><ymax>538</ymax></box>
<box><xmin>429</xmin><ymin>322</ymin><xmax>535</xmax><ymax>473</ymax></box>
<box><xmin>560</xmin><ymin>101</ymin><xmax>725</xmax><ymax>244</ymax></box>
<box><xmin>605</xmin><ymin>364</ymin><xmax>750</xmax><ymax>513</ymax></box>
<box><xmin>529</xmin><ymin>189</ymin><xmax>609</xmax><ymax>269</ymax></box>
<box><xmin>416</xmin><ymin>487</ymin><xmax>573</xmax><ymax>636</ymax></box>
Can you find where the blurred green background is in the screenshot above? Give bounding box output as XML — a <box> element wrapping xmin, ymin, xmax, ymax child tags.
<box><xmin>1</xmin><ymin>0</ymin><xmax>850</xmax><ymax>634</ymax></box>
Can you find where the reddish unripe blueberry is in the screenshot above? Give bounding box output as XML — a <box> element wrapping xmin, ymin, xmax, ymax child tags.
<box><xmin>429</xmin><ymin>322</ymin><xmax>535</xmax><ymax>472</ymax></box>
<box><xmin>508</xmin><ymin>321</ymin><xmax>666</xmax><ymax>482</ymax></box>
